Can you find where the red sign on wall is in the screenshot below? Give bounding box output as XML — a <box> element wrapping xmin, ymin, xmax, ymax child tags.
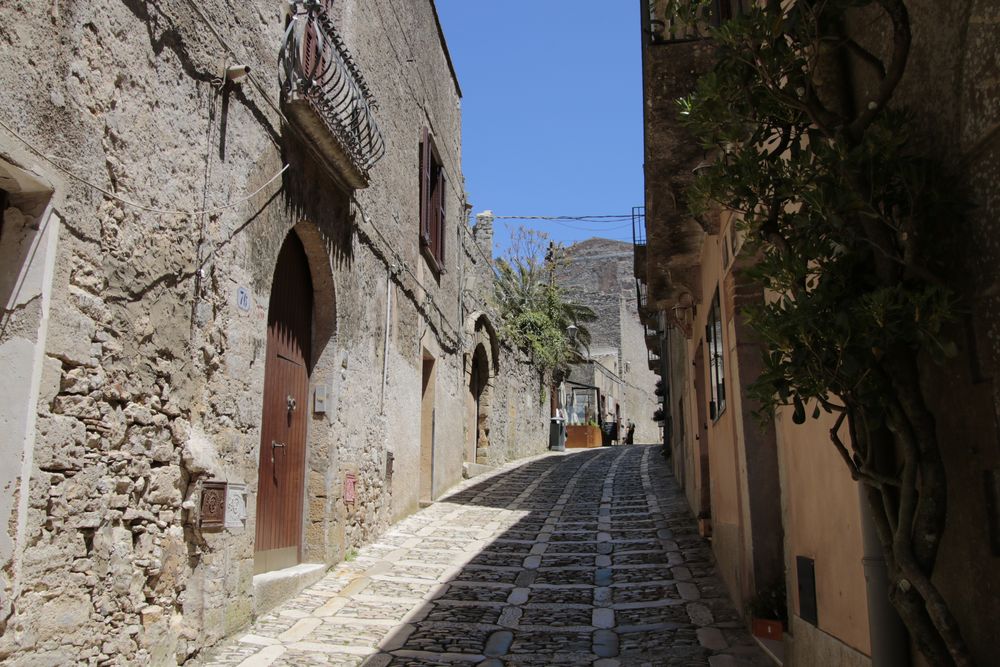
<box><xmin>344</xmin><ymin>473</ymin><xmax>357</xmax><ymax>504</ymax></box>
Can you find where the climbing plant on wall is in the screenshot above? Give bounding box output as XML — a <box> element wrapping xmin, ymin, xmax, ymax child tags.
<box><xmin>675</xmin><ymin>0</ymin><xmax>972</xmax><ymax>664</ymax></box>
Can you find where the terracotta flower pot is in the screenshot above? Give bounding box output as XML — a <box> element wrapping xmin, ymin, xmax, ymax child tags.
<box><xmin>751</xmin><ymin>617</ymin><xmax>784</xmax><ymax>641</ymax></box>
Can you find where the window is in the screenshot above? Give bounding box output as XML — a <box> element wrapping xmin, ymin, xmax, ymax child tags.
<box><xmin>419</xmin><ymin>127</ymin><xmax>446</xmax><ymax>273</ymax></box>
<box><xmin>706</xmin><ymin>288</ymin><xmax>726</xmax><ymax>420</ymax></box>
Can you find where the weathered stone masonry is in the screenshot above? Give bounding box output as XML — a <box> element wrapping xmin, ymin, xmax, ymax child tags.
<box><xmin>0</xmin><ymin>2</ymin><xmax>549</xmax><ymax>665</ymax></box>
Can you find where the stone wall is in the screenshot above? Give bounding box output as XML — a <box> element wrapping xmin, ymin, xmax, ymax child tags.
<box><xmin>816</xmin><ymin>5</ymin><xmax>1000</xmax><ymax>661</ymax></box>
<box><xmin>0</xmin><ymin>1</ymin><xmax>550</xmax><ymax>665</ymax></box>
<box><xmin>844</xmin><ymin>2</ymin><xmax>1000</xmax><ymax>663</ymax></box>
<box><xmin>461</xmin><ymin>212</ymin><xmax>550</xmax><ymax>470</ymax></box>
<box><xmin>481</xmin><ymin>343</ymin><xmax>551</xmax><ymax>467</ymax></box>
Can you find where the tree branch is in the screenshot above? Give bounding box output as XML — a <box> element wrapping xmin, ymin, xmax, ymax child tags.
<box><xmin>847</xmin><ymin>0</ymin><xmax>911</xmax><ymax>139</ymax></box>
<box><xmin>830</xmin><ymin>410</ymin><xmax>862</xmax><ymax>478</ymax></box>
<box><xmin>841</xmin><ymin>37</ymin><xmax>888</xmax><ymax>79</ymax></box>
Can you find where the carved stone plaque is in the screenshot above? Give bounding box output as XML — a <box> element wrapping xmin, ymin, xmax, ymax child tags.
<box><xmin>225</xmin><ymin>483</ymin><xmax>247</xmax><ymax>530</ymax></box>
<box><xmin>201</xmin><ymin>481</ymin><xmax>227</xmax><ymax>529</ymax></box>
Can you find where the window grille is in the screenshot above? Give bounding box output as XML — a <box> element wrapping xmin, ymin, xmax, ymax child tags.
<box><xmin>706</xmin><ymin>288</ymin><xmax>726</xmax><ymax>420</ymax></box>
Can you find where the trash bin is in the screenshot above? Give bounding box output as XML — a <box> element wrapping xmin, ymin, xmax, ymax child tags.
<box><xmin>601</xmin><ymin>421</ymin><xmax>614</xmax><ymax>447</ymax></box>
<box><xmin>549</xmin><ymin>417</ymin><xmax>566</xmax><ymax>452</ymax></box>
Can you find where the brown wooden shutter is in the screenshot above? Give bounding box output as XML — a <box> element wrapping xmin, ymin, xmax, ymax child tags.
<box><xmin>302</xmin><ymin>18</ymin><xmax>318</xmax><ymax>80</ymax></box>
<box><xmin>436</xmin><ymin>170</ymin><xmax>446</xmax><ymax>267</ymax></box>
<box><xmin>420</xmin><ymin>127</ymin><xmax>432</xmax><ymax>249</ymax></box>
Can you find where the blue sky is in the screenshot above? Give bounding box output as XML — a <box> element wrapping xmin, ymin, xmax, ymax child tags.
<box><xmin>435</xmin><ymin>1</ymin><xmax>644</xmax><ymax>255</ymax></box>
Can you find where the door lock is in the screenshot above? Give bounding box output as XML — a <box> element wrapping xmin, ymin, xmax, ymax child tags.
<box><xmin>271</xmin><ymin>440</ymin><xmax>286</xmax><ymax>466</ymax></box>
<box><xmin>287</xmin><ymin>395</ymin><xmax>297</xmax><ymax>412</ymax></box>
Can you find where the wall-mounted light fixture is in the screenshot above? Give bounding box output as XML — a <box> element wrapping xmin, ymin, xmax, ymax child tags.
<box><xmin>224</xmin><ymin>64</ymin><xmax>251</xmax><ymax>84</ymax></box>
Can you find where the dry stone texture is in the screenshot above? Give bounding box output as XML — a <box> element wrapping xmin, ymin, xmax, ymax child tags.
<box><xmin>0</xmin><ymin>2</ymin><xmax>549</xmax><ymax>664</ymax></box>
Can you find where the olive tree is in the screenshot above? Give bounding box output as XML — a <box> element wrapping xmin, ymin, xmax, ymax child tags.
<box><xmin>673</xmin><ymin>0</ymin><xmax>973</xmax><ymax>664</ymax></box>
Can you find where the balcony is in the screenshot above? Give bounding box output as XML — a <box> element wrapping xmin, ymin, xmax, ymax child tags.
<box><xmin>281</xmin><ymin>1</ymin><xmax>385</xmax><ymax>188</ymax></box>
<box><xmin>645</xmin><ymin>326</ymin><xmax>661</xmax><ymax>351</ymax></box>
<box><xmin>635</xmin><ymin>280</ymin><xmax>660</xmax><ymax>329</ymax></box>
<box><xmin>648</xmin><ymin>347</ymin><xmax>662</xmax><ymax>373</ymax></box>
<box><xmin>632</xmin><ymin>206</ymin><xmax>647</xmax><ymax>280</ymax></box>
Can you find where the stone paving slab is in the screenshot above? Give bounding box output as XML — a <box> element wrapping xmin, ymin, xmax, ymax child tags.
<box><xmin>192</xmin><ymin>446</ymin><xmax>769</xmax><ymax>667</ymax></box>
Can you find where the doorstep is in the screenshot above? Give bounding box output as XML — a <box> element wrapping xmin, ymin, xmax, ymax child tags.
<box><xmin>252</xmin><ymin>563</ymin><xmax>328</xmax><ymax>617</ymax></box>
<box><xmin>754</xmin><ymin>635</ymin><xmax>785</xmax><ymax>666</ymax></box>
<box><xmin>463</xmin><ymin>461</ymin><xmax>496</xmax><ymax>479</ymax></box>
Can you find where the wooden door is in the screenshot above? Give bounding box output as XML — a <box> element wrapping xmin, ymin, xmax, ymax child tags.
<box><xmin>255</xmin><ymin>234</ymin><xmax>313</xmax><ymax>575</ymax></box>
<box><xmin>693</xmin><ymin>341</ymin><xmax>712</xmax><ymax>519</ymax></box>
<box><xmin>420</xmin><ymin>356</ymin><xmax>435</xmax><ymax>504</ymax></box>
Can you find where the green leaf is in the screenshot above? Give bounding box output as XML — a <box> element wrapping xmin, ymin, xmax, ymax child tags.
<box><xmin>792</xmin><ymin>395</ymin><xmax>806</xmax><ymax>425</ymax></box>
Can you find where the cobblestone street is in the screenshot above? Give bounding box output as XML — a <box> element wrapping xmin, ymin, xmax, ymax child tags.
<box><xmin>195</xmin><ymin>446</ymin><xmax>769</xmax><ymax>666</ymax></box>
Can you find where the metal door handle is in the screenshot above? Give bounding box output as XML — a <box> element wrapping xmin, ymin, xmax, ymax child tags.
<box><xmin>271</xmin><ymin>441</ymin><xmax>286</xmax><ymax>466</ymax></box>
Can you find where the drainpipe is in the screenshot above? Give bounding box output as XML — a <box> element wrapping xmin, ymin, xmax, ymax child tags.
<box><xmin>380</xmin><ymin>268</ymin><xmax>393</xmax><ymax>415</ymax></box>
<box><xmin>858</xmin><ymin>484</ymin><xmax>911</xmax><ymax>666</ymax></box>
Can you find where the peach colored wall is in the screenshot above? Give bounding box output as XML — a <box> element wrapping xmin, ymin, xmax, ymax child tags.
<box><xmin>686</xmin><ymin>234</ymin><xmax>750</xmax><ymax>606</ymax></box>
<box><xmin>774</xmin><ymin>405</ymin><xmax>871</xmax><ymax>656</ymax></box>
<box><xmin>678</xmin><ymin>369</ymin><xmax>703</xmax><ymax>514</ymax></box>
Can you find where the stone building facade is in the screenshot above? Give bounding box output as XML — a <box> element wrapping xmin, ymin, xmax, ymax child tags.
<box><xmin>558</xmin><ymin>238</ymin><xmax>661</xmax><ymax>443</ymax></box>
<box><xmin>637</xmin><ymin>0</ymin><xmax>1000</xmax><ymax>665</ymax></box>
<box><xmin>0</xmin><ymin>1</ymin><xmax>549</xmax><ymax>664</ymax></box>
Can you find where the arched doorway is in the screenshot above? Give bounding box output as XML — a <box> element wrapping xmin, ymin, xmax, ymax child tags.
<box><xmin>254</xmin><ymin>233</ymin><xmax>313</xmax><ymax>575</ymax></box>
<box><xmin>470</xmin><ymin>343</ymin><xmax>492</xmax><ymax>464</ymax></box>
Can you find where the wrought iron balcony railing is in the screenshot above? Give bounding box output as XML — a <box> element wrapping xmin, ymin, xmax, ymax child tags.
<box><xmin>280</xmin><ymin>1</ymin><xmax>385</xmax><ymax>188</ymax></box>
<box><xmin>632</xmin><ymin>206</ymin><xmax>647</xmax><ymax>247</ymax></box>
<box><xmin>633</xmin><ymin>205</ymin><xmax>648</xmax><ymax>282</ymax></box>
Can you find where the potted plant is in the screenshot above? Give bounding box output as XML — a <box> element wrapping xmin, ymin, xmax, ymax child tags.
<box><xmin>747</xmin><ymin>582</ymin><xmax>787</xmax><ymax>641</ymax></box>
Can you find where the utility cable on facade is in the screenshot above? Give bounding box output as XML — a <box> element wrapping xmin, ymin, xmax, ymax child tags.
<box><xmin>0</xmin><ymin>116</ymin><xmax>291</xmax><ymax>217</ymax></box>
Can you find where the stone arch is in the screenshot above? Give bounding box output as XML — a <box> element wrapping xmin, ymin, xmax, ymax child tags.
<box><xmin>470</xmin><ymin>343</ymin><xmax>492</xmax><ymax>464</ymax></box>
<box><xmin>464</xmin><ymin>311</ymin><xmax>500</xmax><ymax>371</ymax></box>
<box><xmin>288</xmin><ymin>220</ymin><xmax>342</xmax><ymax>565</ymax></box>
<box><xmin>465</xmin><ymin>312</ymin><xmax>499</xmax><ymax>464</ymax></box>
<box><xmin>291</xmin><ymin>220</ymin><xmax>337</xmax><ymax>369</ymax></box>
<box><xmin>254</xmin><ymin>231</ymin><xmax>314</xmax><ymax>574</ymax></box>
<box><xmin>252</xmin><ymin>220</ymin><xmax>340</xmax><ymax>571</ymax></box>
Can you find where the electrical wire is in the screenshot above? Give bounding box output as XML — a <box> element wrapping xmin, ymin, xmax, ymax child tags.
<box><xmin>493</xmin><ymin>215</ymin><xmax>635</xmax><ymax>221</ymax></box>
<box><xmin>495</xmin><ymin>218</ymin><xmax>633</xmax><ymax>232</ymax></box>
<box><xmin>0</xmin><ymin>3</ymin><xmax>462</xmax><ymax>352</ymax></box>
<box><xmin>179</xmin><ymin>0</ymin><xmax>461</xmax><ymax>350</ymax></box>
<box><xmin>0</xmin><ymin>115</ymin><xmax>290</xmax><ymax>216</ymax></box>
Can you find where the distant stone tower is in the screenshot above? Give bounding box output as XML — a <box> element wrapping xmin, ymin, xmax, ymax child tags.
<box><xmin>557</xmin><ymin>238</ymin><xmax>661</xmax><ymax>443</ymax></box>
<box><xmin>474</xmin><ymin>210</ymin><xmax>494</xmax><ymax>255</ymax></box>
